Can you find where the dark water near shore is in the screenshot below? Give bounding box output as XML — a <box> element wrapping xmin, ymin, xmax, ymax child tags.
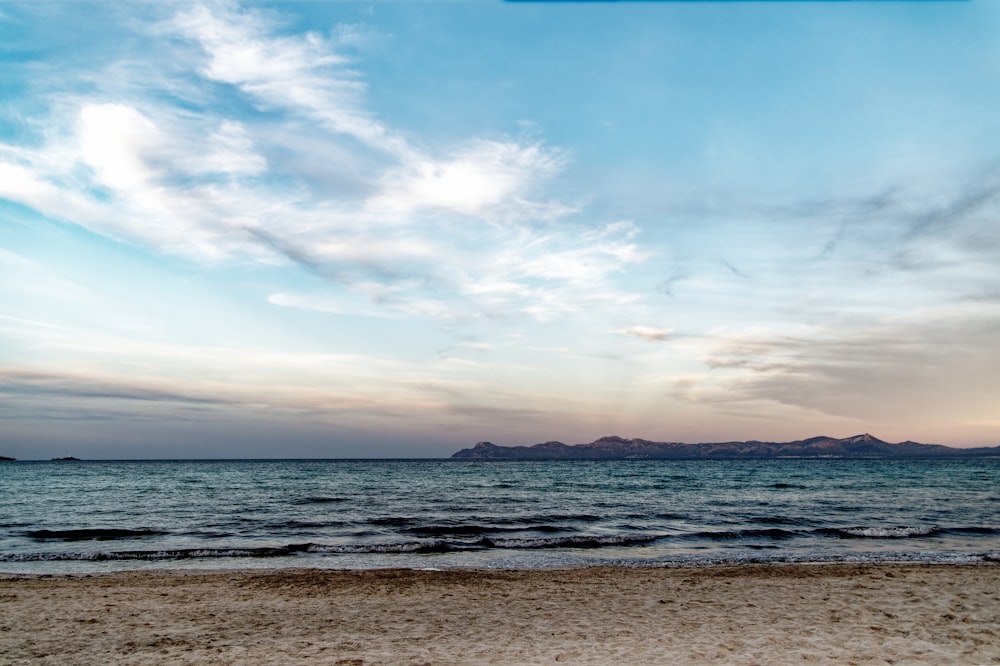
<box><xmin>1</xmin><ymin>458</ymin><xmax>998</xmax><ymax>573</ymax></box>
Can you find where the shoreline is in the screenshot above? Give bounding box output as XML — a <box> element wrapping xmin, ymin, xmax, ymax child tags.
<box><xmin>2</xmin><ymin>562</ymin><xmax>998</xmax><ymax>664</ymax></box>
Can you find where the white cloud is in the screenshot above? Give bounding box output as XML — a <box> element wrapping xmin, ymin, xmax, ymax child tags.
<box><xmin>188</xmin><ymin>120</ymin><xmax>268</xmax><ymax>176</ymax></box>
<box><xmin>77</xmin><ymin>104</ymin><xmax>266</xmax><ymax>185</ymax></box>
<box><xmin>622</xmin><ymin>325</ymin><xmax>671</xmax><ymax>342</ymax></box>
<box><xmin>311</xmin><ymin>236</ymin><xmax>436</xmax><ymax>263</ymax></box>
<box><xmin>78</xmin><ymin>103</ymin><xmax>161</xmax><ymax>190</ymax></box>
<box><xmin>0</xmin><ymin>1</ymin><xmax>651</xmax><ymax>333</ymax></box>
<box><xmin>267</xmin><ymin>292</ymin><xmax>350</xmax><ymax>315</ymax></box>
<box><xmin>476</xmin><ymin>221</ymin><xmax>646</xmax><ymax>297</ymax></box>
<box><xmin>266</xmin><ymin>292</ymin><xmax>392</xmax><ymax>319</ymax></box>
<box><xmin>370</xmin><ymin>139</ymin><xmax>565</xmax><ymax>218</ymax></box>
<box><xmin>0</xmin><ymin>161</ymin><xmax>108</xmax><ymax>232</ymax></box>
<box><xmin>167</xmin><ymin>2</ymin><xmax>401</xmax><ymax>153</ymax></box>
<box><xmin>1</xmin><ymin>99</ymin><xmax>282</xmax><ymax>262</ymax></box>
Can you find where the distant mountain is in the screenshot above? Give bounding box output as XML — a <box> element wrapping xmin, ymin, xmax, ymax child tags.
<box><xmin>451</xmin><ymin>434</ymin><xmax>1000</xmax><ymax>460</ymax></box>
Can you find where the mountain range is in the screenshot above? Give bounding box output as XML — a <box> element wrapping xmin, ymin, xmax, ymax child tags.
<box><xmin>451</xmin><ymin>434</ymin><xmax>1000</xmax><ymax>460</ymax></box>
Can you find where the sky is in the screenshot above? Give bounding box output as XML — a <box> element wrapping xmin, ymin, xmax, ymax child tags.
<box><xmin>1</xmin><ymin>0</ymin><xmax>999</xmax><ymax>459</ymax></box>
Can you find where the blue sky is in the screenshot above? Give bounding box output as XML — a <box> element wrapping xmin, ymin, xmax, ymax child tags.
<box><xmin>1</xmin><ymin>0</ymin><xmax>999</xmax><ymax>458</ymax></box>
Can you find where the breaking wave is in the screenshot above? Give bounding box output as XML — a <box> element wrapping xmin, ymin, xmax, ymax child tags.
<box><xmin>481</xmin><ymin>534</ymin><xmax>658</xmax><ymax>549</ymax></box>
<box><xmin>818</xmin><ymin>526</ymin><xmax>939</xmax><ymax>539</ymax></box>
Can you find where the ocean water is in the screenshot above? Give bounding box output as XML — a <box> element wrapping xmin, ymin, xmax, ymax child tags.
<box><xmin>1</xmin><ymin>458</ymin><xmax>998</xmax><ymax>574</ymax></box>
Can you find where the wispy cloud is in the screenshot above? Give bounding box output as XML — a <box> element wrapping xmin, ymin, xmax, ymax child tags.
<box><xmin>0</xmin><ymin>370</ymin><xmax>230</xmax><ymax>406</ymax></box>
<box><xmin>621</xmin><ymin>325</ymin><xmax>671</xmax><ymax>342</ymax></box>
<box><xmin>0</xmin><ymin>1</ymin><xmax>644</xmax><ymax>330</ymax></box>
<box><xmin>166</xmin><ymin>1</ymin><xmax>400</xmax><ymax>153</ymax></box>
<box><xmin>676</xmin><ymin>309</ymin><xmax>1000</xmax><ymax>430</ymax></box>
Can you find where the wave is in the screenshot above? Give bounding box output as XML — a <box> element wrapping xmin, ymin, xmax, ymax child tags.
<box><xmin>685</xmin><ymin>524</ymin><xmax>995</xmax><ymax>541</ymax></box>
<box><xmin>278</xmin><ymin>534</ymin><xmax>661</xmax><ymax>554</ymax></box>
<box><xmin>0</xmin><ymin>542</ymin><xmax>473</xmax><ymax>561</ymax></box>
<box><xmin>1</xmin><ymin>546</ymin><xmax>299</xmax><ymax>562</ymax></box>
<box><xmin>509</xmin><ymin>513</ymin><xmax>604</xmax><ymax>525</ymax></box>
<box><xmin>365</xmin><ymin>513</ymin><xmax>603</xmax><ymax>530</ymax></box>
<box><xmin>689</xmin><ymin>528</ymin><xmax>800</xmax><ymax>541</ymax></box>
<box><xmin>5</xmin><ymin>542</ymin><xmax>997</xmax><ymax>566</ymax></box>
<box><xmin>369</xmin><ymin>517</ymin><xmax>415</xmax><ymax>527</ymax></box>
<box><xmin>818</xmin><ymin>526</ymin><xmax>939</xmax><ymax>539</ymax></box>
<box><xmin>401</xmin><ymin>523</ymin><xmax>568</xmax><ymax>537</ymax></box>
<box><xmin>264</xmin><ymin>520</ymin><xmax>347</xmax><ymax>530</ymax></box>
<box><xmin>823</xmin><ymin>525</ymin><xmax>999</xmax><ymax>539</ymax></box>
<box><xmin>943</xmin><ymin>526</ymin><xmax>1000</xmax><ymax>536</ymax></box>
<box><xmin>304</xmin><ymin>542</ymin><xmax>476</xmax><ymax>555</ymax></box>
<box><xmin>0</xmin><ymin>533</ymin><xmax>661</xmax><ymax>562</ymax></box>
<box><xmin>655</xmin><ymin>512</ymin><xmax>688</xmax><ymax>520</ymax></box>
<box><xmin>291</xmin><ymin>497</ymin><xmax>349</xmax><ymax>505</ymax></box>
<box><xmin>651</xmin><ymin>550</ymin><xmax>1000</xmax><ymax>568</ymax></box>
<box><xmin>26</xmin><ymin>528</ymin><xmax>168</xmax><ymax>541</ymax></box>
<box><xmin>481</xmin><ymin>534</ymin><xmax>659</xmax><ymax>549</ymax></box>
<box><xmin>5</xmin><ymin>523</ymin><xmax>996</xmax><ymax>564</ymax></box>
<box><xmin>751</xmin><ymin>515</ymin><xmax>815</xmax><ymax>526</ymax></box>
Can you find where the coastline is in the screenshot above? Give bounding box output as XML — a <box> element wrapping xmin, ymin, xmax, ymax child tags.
<box><xmin>2</xmin><ymin>562</ymin><xmax>998</xmax><ymax>665</ymax></box>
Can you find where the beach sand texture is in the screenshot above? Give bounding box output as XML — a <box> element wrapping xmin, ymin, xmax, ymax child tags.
<box><xmin>1</xmin><ymin>564</ymin><xmax>998</xmax><ymax>665</ymax></box>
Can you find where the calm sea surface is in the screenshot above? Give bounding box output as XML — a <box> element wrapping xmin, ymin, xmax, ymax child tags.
<box><xmin>2</xmin><ymin>458</ymin><xmax>998</xmax><ymax>574</ymax></box>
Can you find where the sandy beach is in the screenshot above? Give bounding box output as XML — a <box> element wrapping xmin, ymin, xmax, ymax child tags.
<box><xmin>1</xmin><ymin>563</ymin><xmax>997</xmax><ymax>665</ymax></box>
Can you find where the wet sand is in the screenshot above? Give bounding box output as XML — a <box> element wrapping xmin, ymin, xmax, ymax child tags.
<box><xmin>1</xmin><ymin>563</ymin><xmax>998</xmax><ymax>665</ymax></box>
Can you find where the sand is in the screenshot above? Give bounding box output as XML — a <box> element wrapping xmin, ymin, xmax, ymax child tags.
<box><xmin>1</xmin><ymin>563</ymin><xmax>998</xmax><ymax>665</ymax></box>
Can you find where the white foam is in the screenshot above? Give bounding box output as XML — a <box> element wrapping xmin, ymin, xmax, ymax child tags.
<box><xmin>842</xmin><ymin>526</ymin><xmax>936</xmax><ymax>538</ymax></box>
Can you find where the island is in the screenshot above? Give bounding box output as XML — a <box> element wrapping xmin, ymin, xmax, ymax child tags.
<box><xmin>51</xmin><ymin>456</ymin><xmax>82</xmax><ymax>461</ymax></box>
<box><xmin>452</xmin><ymin>433</ymin><xmax>1000</xmax><ymax>460</ymax></box>
<box><xmin>0</xmin><ymin>456</ymin><xmax>15</xmax><ymax>461</ymax></box>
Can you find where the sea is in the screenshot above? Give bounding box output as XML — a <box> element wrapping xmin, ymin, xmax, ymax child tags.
<box><xmin>1</xmin><ymin>458</ymin><xmax>998</xmax><ymax>574</ymax></box>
